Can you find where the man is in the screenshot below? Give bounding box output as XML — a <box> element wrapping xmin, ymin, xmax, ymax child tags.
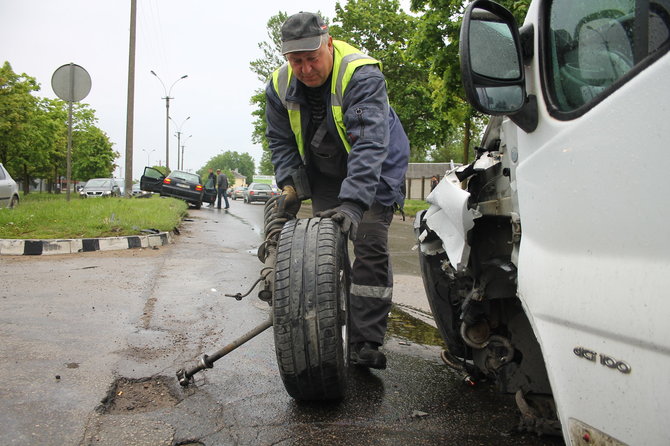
<box><xmin>216</xmin><ymin>169</ymin><xmax>229</xmax><ymax>209</ymax></box>
<box><xmin>265</xmin><ymin>12</ymin><xmax>410</xmax><ymax>369</ymax></box>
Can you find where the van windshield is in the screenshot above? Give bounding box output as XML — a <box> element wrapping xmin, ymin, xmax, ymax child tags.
<box><xmin>546</xmin><ymin>0</ymin><xmax>670</xmax><ymax>111</ymax></box>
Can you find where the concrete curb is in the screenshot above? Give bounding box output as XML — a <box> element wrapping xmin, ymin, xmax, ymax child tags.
<box><xmin>0</xmin><ymin>232</ymin><xmax>174</xmax><ymax>256</ymax></box>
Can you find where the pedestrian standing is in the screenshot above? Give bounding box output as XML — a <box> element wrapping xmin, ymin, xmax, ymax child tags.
<box><xmin>205</xmin><ymin>168</ymin><xmax>217</xmax><ymax>207</ymax></box>
<box><xmin>430</xmin><ymin>175</ymin><xmax>439</xmax><ymax>191</ymax></box>
<box><xmin>216</xmin><ymin>169</ymin><xmax>230</xmax><ymax>209</ymax></box>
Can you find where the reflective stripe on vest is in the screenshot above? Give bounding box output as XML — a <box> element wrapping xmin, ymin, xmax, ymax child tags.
<box><xmin>271</xmin><ymin>40</ymin><xmax>381</xmax><ymax>162</ymax></box>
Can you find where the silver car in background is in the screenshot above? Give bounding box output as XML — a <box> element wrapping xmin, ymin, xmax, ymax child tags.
<box><xmin>0</xmin><ymin>163</ymin><xmax>19</xmax><ymax>208</ymax></box>
<box><xmin>79</xmin><ymin>178</ymin><xmax>121</xmax><ymax>198</ymax></box>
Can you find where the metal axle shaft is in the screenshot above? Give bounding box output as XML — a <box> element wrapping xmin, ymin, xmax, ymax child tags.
<box><xmin>176</xmin><ymin>316</ymin><xmax>273</xmax><ymax>386</ymax></box>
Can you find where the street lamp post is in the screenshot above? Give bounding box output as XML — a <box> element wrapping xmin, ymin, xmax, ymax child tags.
<box><xmin>142</xmin><ymin>148</ymin><xmax>156</xmax><ymax>166</ymax></box>
<box><xmin>181</xmin><ymin>135</ymin><xmax>192</xmax><ymax>170</ymax></box>
<box><xmin>150</xmin><ymin>71</ymin><xmax>187</xmax><ymax>170</ymax></box>
<box><xmin>169</xmin><ymin>116</ymin><xmax>190</xmax><ymax>170</ymax></box>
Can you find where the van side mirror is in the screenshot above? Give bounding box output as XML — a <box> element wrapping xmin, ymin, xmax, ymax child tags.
<box><xmin>460</xmin><ymin>0</ymin><xmax>525</xmax><ymax>115</ymax></box>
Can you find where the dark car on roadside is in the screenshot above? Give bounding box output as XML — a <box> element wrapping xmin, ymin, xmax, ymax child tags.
<box><xmin>243</xmin><ymin>182</ymin><xmax>276</xmax><ymax>204</ymax></box>
<box><xmin>140</xmin><ymin>167</ymin><xmax>215</xmax><ymax>209</ymax></box>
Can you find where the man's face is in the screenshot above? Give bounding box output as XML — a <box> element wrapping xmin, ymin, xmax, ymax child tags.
<box><xmin>286</xmin><ymin>37</ymin><xmax>334</xmax><ymax>88</ymax></box>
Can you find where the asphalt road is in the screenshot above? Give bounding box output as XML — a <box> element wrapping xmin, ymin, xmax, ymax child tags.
<box><xmin>0</xmin><ymin>199</ymin><xmax>564</xmax><ymax>446</ymax></box>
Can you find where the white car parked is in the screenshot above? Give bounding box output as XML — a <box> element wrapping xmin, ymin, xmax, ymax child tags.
<box><xmin>0</xmin><ymin>163</ymin><xmax>19</xmax><ymax>208</ymax></box>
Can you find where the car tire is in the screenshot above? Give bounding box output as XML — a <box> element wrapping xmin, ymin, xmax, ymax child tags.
<box><xmin>273</xmin><ymin>218</ymin><xmax>350</xmax><ymax>400</ymax></box>
<box><xmin>9</xmin><ymin>195</ymin><xmax>19</xmax><ymax>209</ymax></box>
<box><xmin>194</xmin><ymin>202</ymin><xmax>202</xmax><ymax>210</ymax></box>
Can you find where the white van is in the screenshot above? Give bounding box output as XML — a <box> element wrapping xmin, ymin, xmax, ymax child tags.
<box><xmin>416</xmin><ymin>1</ymin><xmax>670</xmax><ymax>444</ymax></box>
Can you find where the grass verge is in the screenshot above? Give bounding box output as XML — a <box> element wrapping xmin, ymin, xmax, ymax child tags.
<box><xmin>402</xmin><ymin>199</ymin><xmax>430</xmax><ymax>218</ymax></box>
<box><xmin>0</xmin><ymin>193</ymin><xmax>188</xmax><ymax>239</ymax></box>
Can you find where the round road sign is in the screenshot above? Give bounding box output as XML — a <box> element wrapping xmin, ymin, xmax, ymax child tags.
<box><xmin>51</xmin><ymin>63</ymin><xmax>92</xmax><ymax>102</ymax></box>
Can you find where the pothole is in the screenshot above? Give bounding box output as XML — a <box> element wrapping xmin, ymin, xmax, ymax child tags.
<box><xmin>98</xmin><ymin>376</ymin><xmax>180</xmax><ymax>414</ymax></box>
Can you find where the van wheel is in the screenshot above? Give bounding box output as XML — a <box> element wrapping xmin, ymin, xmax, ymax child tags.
<box><xmin>273</xmin><ymin>218</ymin><xmax>350</xmax><ymax>400</ymax></box>
<box><xmin>9</xmin><ymin>195</ymin><xmax>19</xmax><ymax>208</ymax></box>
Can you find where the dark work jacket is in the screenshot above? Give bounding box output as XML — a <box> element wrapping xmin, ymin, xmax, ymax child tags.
<box><xmin>265</xmin><ymin>64</ymin><xmax>410</xmax><ymax>209</ymax></box>
<box><xmin>216</xmin><ymin>173</ymin><xmax>228</xmax><ymax>190</ymax></box>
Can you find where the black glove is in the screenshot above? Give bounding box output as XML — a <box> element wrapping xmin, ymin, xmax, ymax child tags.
<box><xmin>316</xmin><ymin>201</ymin><xmax>364</xmax><ymax>241</ymax></box>
<box><xmin>274</xmin><ymin>185</ymin><xmax>301</xmax><ymax>218</ymax></box>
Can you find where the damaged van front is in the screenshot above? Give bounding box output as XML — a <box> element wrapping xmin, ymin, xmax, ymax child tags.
<box><xmin>416</xmin><ymin>1</ymin><xmax>670</xmax><ymax>444</ymax></box>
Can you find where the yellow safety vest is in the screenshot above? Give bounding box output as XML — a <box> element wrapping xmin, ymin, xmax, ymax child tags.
<box><xmin>271</xmin><ymin>40</ymin><xmax>381</xmax><ymax>162</ymax></box>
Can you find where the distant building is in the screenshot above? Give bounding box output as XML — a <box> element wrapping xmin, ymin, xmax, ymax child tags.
<box><xmin>231</xmin><ymin>169</ymin><xmax>247</xmax><ymax>188</ymax></box>
<box><xmin>405</xmin><ymin>162</ymin><xmax>461</xmax><ymax>201</ymax></box>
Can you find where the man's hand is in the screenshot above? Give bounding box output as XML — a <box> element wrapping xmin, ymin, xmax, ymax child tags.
<box><xmin>275</xmin><ymin>185</ymin><xmax>301</xmax><ymax>218</ymax></box>
<box><xmin>316</xmin><ymin>202</ymin><xmax>364</xmax><ymax>241</ymax></box>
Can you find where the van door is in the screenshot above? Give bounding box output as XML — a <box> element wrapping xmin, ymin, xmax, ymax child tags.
<box><xmin>514</xmin><ymin>1</ymin><xmax>670</xmax><ymax>443</ymax></box>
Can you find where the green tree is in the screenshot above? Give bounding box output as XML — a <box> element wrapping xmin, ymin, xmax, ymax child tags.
<box><xmin>28</xmin><ymin>98</ymin><xmax>67</xmax><ymax>192</ymax></box>
<box><xmin>250</xmin><ymin>12</ymin><xmax>289</xmax><ymax>176</ymax></box>
<box><xmin>0</xmin><ymin>61</ymin><xmax>41</xmax><ymax>186</ymax></box>
<box><xmin>72</xmin><ymin>124</ymin><xmax>116</xmax><ymax>180</ymax></box>
<box><xmin>330</xmin><ymin>0</ymin><xmax>444</xmax><ymax>161</ymax></box>
<box><xmin>198</xmin><ymin>151</ymin><xmax>255</xmax><ymax>185</ymax></box>
<box><xmin>409</xmin><ymin>0</ymin><xmax>530</xmax><ymax>163</ymax></box>
<box><xmin>0</xmin><ymin>61</ymin><xmax>118</xmax><ymax>192</ymax></box>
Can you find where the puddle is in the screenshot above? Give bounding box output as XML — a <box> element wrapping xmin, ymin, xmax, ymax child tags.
<box><xmin>98</xmin><ymin>376</ymin><xmax>180</xmax><ymax>414</ymax></box>
<box><xmin>387</xmin><ymin>306</ymin><xmax>445</xmax><ymax>347</ymax></box>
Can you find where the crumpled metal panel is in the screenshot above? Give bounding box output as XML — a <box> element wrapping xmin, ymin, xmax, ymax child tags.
<box><xmin>421</xmin><ymin>172</ymin><xmax>477</xmax><ymax>271</ymax></box>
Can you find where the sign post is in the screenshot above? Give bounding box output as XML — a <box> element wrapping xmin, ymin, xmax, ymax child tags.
<box><xmin>51</xmin><ymin>63</ymin><xmax>91</xmax><ymax>201</ymax></box>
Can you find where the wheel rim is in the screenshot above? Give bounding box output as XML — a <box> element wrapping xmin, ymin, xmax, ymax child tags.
<box><xmin>339</xmin><ymin>266</ymin><xmax>349</xmax><ymax>365</ymax></box>
<box><xmin>338</xmin><ymin>236</ymin><xmax>351</xmax><ymax>368</ymax></box>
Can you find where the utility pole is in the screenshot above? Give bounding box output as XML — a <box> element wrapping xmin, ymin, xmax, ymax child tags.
<box><xmin>124</xmin><ymin>0</ymin><xmax>137</xmax><ymax>197</ymax></box>
<box><xmin>170</xmin><ymin>116</ymin><xmax>190</xmax><ymax>170</ymax></box>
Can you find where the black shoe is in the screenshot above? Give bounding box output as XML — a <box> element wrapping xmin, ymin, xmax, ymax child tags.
<box><xmin>351</xmin><ymin>342</ymin><xmax>387</xmax><ymax>369</ymax></box>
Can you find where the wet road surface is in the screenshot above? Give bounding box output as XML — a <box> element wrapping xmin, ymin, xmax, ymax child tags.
<box><xmin>0</xmin><ymin>199</ymin><xmax>564</xmax><ymax>445</ymax></box>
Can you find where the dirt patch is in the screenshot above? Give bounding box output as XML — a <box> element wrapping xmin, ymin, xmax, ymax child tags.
<box><xmin>98</xmin><ymin>376</ymin><xmax>180</xmax><ymax>414</ymax></box>
<box><xmin>141</xmin><ymin>296</ymin><xmax>158</xmax><ymax>329</ymax></box>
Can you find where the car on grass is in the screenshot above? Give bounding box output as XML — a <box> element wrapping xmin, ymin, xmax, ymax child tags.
<box><xmin>230</xmin><ymin>186</ymin><xmax>247</xmax><ymax>200</ymax></box>
<box><xmin>243</xmin><ymin>183</ymin><xmax>275</xmax><ymax>204</ymax></box>
<box><xmin>79</xmin><ymin>178</ymin><xmax>121</xmax><ymax>198</ymax></box>
<box><xmin>140</xmin><ymin>167</ymin><xmax>215</xmax><ymax>209</ymax></box>
<box><xmin>0</xmin><ymin>163</ymin><xmax>19</xmax><ymax>209</ymax></box>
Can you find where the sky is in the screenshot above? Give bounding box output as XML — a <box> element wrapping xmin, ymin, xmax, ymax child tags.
<box><xmin>0</xmin><ymin>0</ymin><xmax>342</xmax><ymax>181</ymax></box>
